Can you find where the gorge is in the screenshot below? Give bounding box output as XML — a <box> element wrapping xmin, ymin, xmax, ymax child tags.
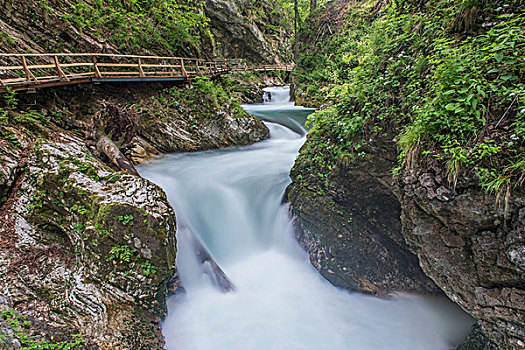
<box><xmin>139</xmin><ymin>87</ymin><xmax>474</xmax><ymax>349</ymax></box>
<box><xmin>1</xmin><ymin>0</ymin><xmax>524</xmax><ymax>349</ymax></box>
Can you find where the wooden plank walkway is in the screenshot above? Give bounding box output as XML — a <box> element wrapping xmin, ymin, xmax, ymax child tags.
<box><xmin>0</xmin><ymin>53</ymin><xmax>293</xmax><ymax>93</ymax></box>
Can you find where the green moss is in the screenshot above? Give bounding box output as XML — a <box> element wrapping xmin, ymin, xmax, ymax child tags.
<box><xmin>0</xmin><ymin>308</ymin><xmax>84</xmax><ymax>349</ymax></box>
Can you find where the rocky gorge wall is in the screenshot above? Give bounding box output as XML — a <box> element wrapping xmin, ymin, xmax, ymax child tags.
<box><xmin>399</xmin><ymin>164</ymin><xmax>525</xmax><ymax>348</ymax></box>
<box><xmin>0</xmin><ymin>79</ymin><xmax>269</xmax><ymax>348</ymax></box>
<box><xmin>286</xmin><ymin>132</ymin><xmax>525</xmax><ymax>348</ymax></box>
<box><xmin>287</xmin><ymin>0</ymin><xmax>524</xmax><ymax>348</ymax></box>
<box><xmin>286</xmin><ymin>132</ymin><xmax>439</xmax><ymax>295</ymax></box>
<box><xmin>0</xmin><ymin>0</ymin><xmax>290</xmax><ymax>63</ymax></box>
<box><xmin>205</xmin><ymin>0</ymin><xmax>292</xmax><ymax>64</ymax></box>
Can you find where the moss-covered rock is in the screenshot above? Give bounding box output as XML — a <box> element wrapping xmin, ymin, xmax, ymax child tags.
<box><xmin>133</xmin><ymin>83</ymin><xmax>269</xmax><ymax>160</ymax></box>
<box><xmin>0</xmin><ymin>133</ymin><xmax>176</xmax><ymax>349</ymax></box>
<box><xmin>286</xmin><ymin>130</ymin><xmax>439</xmax><ymax>295</ymax></box>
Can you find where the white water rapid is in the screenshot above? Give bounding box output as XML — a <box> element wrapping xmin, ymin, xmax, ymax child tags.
<box><xmin>137</xmin><ymin>87</ymin><xmax>474</xmax><ymax>350</ymax></box>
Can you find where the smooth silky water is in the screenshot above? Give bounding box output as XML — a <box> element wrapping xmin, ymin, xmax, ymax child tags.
<box><xmin>137</xmin><ymin>87</ymin><xmax>474</xmax><ymax>350</ymax></box>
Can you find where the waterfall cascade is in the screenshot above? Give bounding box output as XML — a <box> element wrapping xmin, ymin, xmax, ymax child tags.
<box><xmin>137</xmin><ymin>86</ymin><xmax>474</xmax><ymax>350</ymax></box>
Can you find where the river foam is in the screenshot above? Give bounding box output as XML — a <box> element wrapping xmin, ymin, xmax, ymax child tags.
<box><xmin>137</xmin><ymin>86</ymin><xmax>474</xmax><ymax>350</ymax></box>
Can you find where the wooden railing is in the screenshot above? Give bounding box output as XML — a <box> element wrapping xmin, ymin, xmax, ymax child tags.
<box><xmin>0</xmin><ymin>53</ymin><xmax>293</xmax><ymax>93</ymax></box>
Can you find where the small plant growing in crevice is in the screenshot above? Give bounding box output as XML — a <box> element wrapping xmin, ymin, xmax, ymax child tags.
<box><xmin>107</xmin><ymin>245</ymin><xmax>137</xmax><ymax>262</ymax></box>
<box><xmin>118</xmin><ymin>215</ymin><xmax>134</xmax><ymax>226</ymax></box>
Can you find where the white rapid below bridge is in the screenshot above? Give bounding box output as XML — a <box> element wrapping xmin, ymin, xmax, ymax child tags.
<box><xmin>137</xmin><ymin>86</ymin><xmax>474</xmax><ymax>350</ymax></box>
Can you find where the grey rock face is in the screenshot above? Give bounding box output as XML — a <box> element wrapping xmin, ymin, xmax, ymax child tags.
<box><xmin>138</xmin><ymin>104</ymin><xmax>269</xmax><ymax>157</ymax></box>
<box><xmin>0</xmin><ymin>134</ymin><xmax>176</xmax><ymax>349</ymax></box>
<box><xmin>399</xmin><ymin>165</ymin><xmax>525</xmax><ymax>349</ymax></box>
<box><xmin>205</xmin><ymin>0</ymin><xmax>291</xmax><ymax>63</ymax></box>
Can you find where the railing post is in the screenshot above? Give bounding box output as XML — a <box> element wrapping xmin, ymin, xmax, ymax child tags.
<box><xmin>138</xmin><ymin>58</ymin><xmax>145</xmax><ymax>77</ymax></box>
<box><xmin>54</xmin><ymin>55</ymin><xmax>70</xmax><ymax>81</ymax></box>
<box><xmin>180</xmin><ymin>58</ymin><xmax>188</xmax><ymax>78</ymax></box>
<box><xmin>21</xmin><ymin>56</ymin><xmax>38</xmax><ymax>82</ymax></box>
<box><xmin>196</xmin><ymin>60</ymin><xmax>203</xmax><ymax>76</ymax></box>
<box><xmin>93</xmin><ymin>56</ymin><xmax>102</xmax><ymax>78</ymax></box>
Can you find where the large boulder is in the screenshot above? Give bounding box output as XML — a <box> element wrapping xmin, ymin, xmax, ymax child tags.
<box><xmin>286</xmin><ymin>132</ymin><xmax>439</xmax><ymax>295</ymax></box>
<box><xmin>0</xmin><ymin>133</ymin><xmax>176</xmax><ymax>349</ymax></box>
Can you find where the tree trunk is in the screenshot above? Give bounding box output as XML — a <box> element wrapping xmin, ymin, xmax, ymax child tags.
<box><xmin>96</xmin><ymin>136</ymin><xmax>139</xmax><ymax>176</ymax></box>
<box><xmin>294</xmin><ymin>0</ymin><xmax>300</xmax><ymax>62</ymax></box>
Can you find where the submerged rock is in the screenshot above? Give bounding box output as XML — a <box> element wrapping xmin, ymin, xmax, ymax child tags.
<box><xmin>0</xmin><ymin>133</ymin><xmax>176</xmax><ymax>349</ymax></box>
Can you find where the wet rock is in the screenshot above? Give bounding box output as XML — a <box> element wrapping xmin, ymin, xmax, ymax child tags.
<box><xmin>399</xmin><ymin>166</ymin><xmax>525</xmax><ymax>348</ymax></box>
<box><xmin>138</xmin><ymin>102</ymin><xmax>269</xmax><ymax>156</ymax></box>
<box><xmin>286</xmin><ymin>132</ymin><xmax>439</xmax><ymax>295</ymax></box>
<box><xmin>456</xmin><ymin>323</ymin><xmax>499</xmax><ymax>350</ymax></box>
<box><xmin>205</xmin><ymin>0</ymin><xmax>291</xmax><ymax>64</ymax></box>
<box><xmin>0</xmin><ymin>134</ymin><xmax>177</xmax><ymax>349</ymax></box>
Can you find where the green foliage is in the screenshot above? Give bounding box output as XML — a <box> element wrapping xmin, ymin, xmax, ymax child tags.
<box><xmin>106</xmin><ymin>245</ymin><xmax>156</xmax><ymax>276</ymax></box>
<box><xmin>0</xmin><ymin>32</ymin><xmax>16</xmax><ymax>45</ymax></box>
<box><xmin>140</xmin><ymin>260</ymin><xmax>157</xmax><ymax>276</ymax></box>
<box><xmin>71</xmin><ymin>204</ymin><xmax>90</xmax><ymax>215</ymax></box>
<box><xmin>399</xmin><ymin>12</ymin><xmax>525</xmax><ymax>194</ymax></box>
<box><xmin>0</xmin><ymin>88</ymin><xmax>17</xmax><ymax>126</ymax></box>
<box><xmin>0</xmin><ymin>308</ymin><xmax>84</xmax><ymax>349</ymax></box>
<box><xmin>65</xmin><ymin>156</ymin><xmax>100</xmax><ymax>181</ymax></box>
<box><xmin>140</xmin><ymin>77</ymin><xmax>248</xmax><ymax>122</ymax></box>
<box><xmin>118</xmin><ymin>215</ymin><xmax>134</xmax><ymax>226</ymax></box>
<box><xmin>107</xmin><ymin>244</ymin><xmax>137</xmax><ymax>262</ymax></box>
<box><xmin>95</xmin><ymin>224</ymin><xmax>111</xmax><ymax>238</ymax></box>
<box><xmin>297</xmin><ymin>0</ymin><xmax>524</xmax><ymax>197</ymax></box>
<box><xmin>278</xmin><ymin>0</ymin><xmax>330</xmax><ymax>22</ymax></box>
<box><xmin>4</xmin><ymin>88</ymin><xmax>17</xmax><ymax>109</ymax></box>
<box><xmin>59</xmin><ymin>0</ymin><xmax>210</xmax><ymax>53</ymax></box>
<box><xmin>192</xmin><ymin>76</ymin><xmax>227</xmax><ymax>106</ymax></box>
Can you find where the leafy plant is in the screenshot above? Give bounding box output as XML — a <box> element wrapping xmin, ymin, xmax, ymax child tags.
<box><xmin>118</xmin><ymin>215</ymin><xmax>134</xmax><ymax>226</ymax></box>
<box><xmin>141</xmin><ymin>261</ymin><xmax>157</xmax><ymax>276</ymax></box>
<box><xmin>106</xmin><ymin>245</ymin><xmax>137</xmax><ymax>262</ymax></box>
<box><xmin>296</xmin><ymin>0</ymin><xmax>524</xmax><ymax>203</ymax></box>
<box><xmin>59</xmin><ymin>0</ymin><xmax>210</xmax><ymax>53</ymax></box>
<box><xmin>0</xmin><ymin>308</ymin><xmax>84</xmax><ymax>349</ymax></box>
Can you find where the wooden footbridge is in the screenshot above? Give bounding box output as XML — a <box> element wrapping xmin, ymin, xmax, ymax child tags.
<box><xmin>0</xmin><ymin>53</ymin><xmax>293</xmax><ymax>93</ymax></box>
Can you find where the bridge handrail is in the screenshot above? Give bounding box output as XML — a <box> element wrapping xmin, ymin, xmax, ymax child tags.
<box><xmin>0</xmin><ymin>53</ymin><xmax>294</xmax><ymax>92</ymax></box>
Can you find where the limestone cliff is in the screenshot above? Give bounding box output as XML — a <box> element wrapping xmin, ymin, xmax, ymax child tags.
<box><xmin>287</xmin><ymin>128</ymin><xmax>525</xmax><ymax>348</ymax></box>
<box><xmin>205</xmin><ymin>0</ymin><xmax>292</xmax><ymax>64</ymax></box>
<box><xmin>399</xmin><ymin>164</ymin><xmax>525</xmax><ymax>349</ymax></box>
<box><xmin>287</xmin><ymin>131</ymin><xmax>439</xmax><ymax>295</ymax></box>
